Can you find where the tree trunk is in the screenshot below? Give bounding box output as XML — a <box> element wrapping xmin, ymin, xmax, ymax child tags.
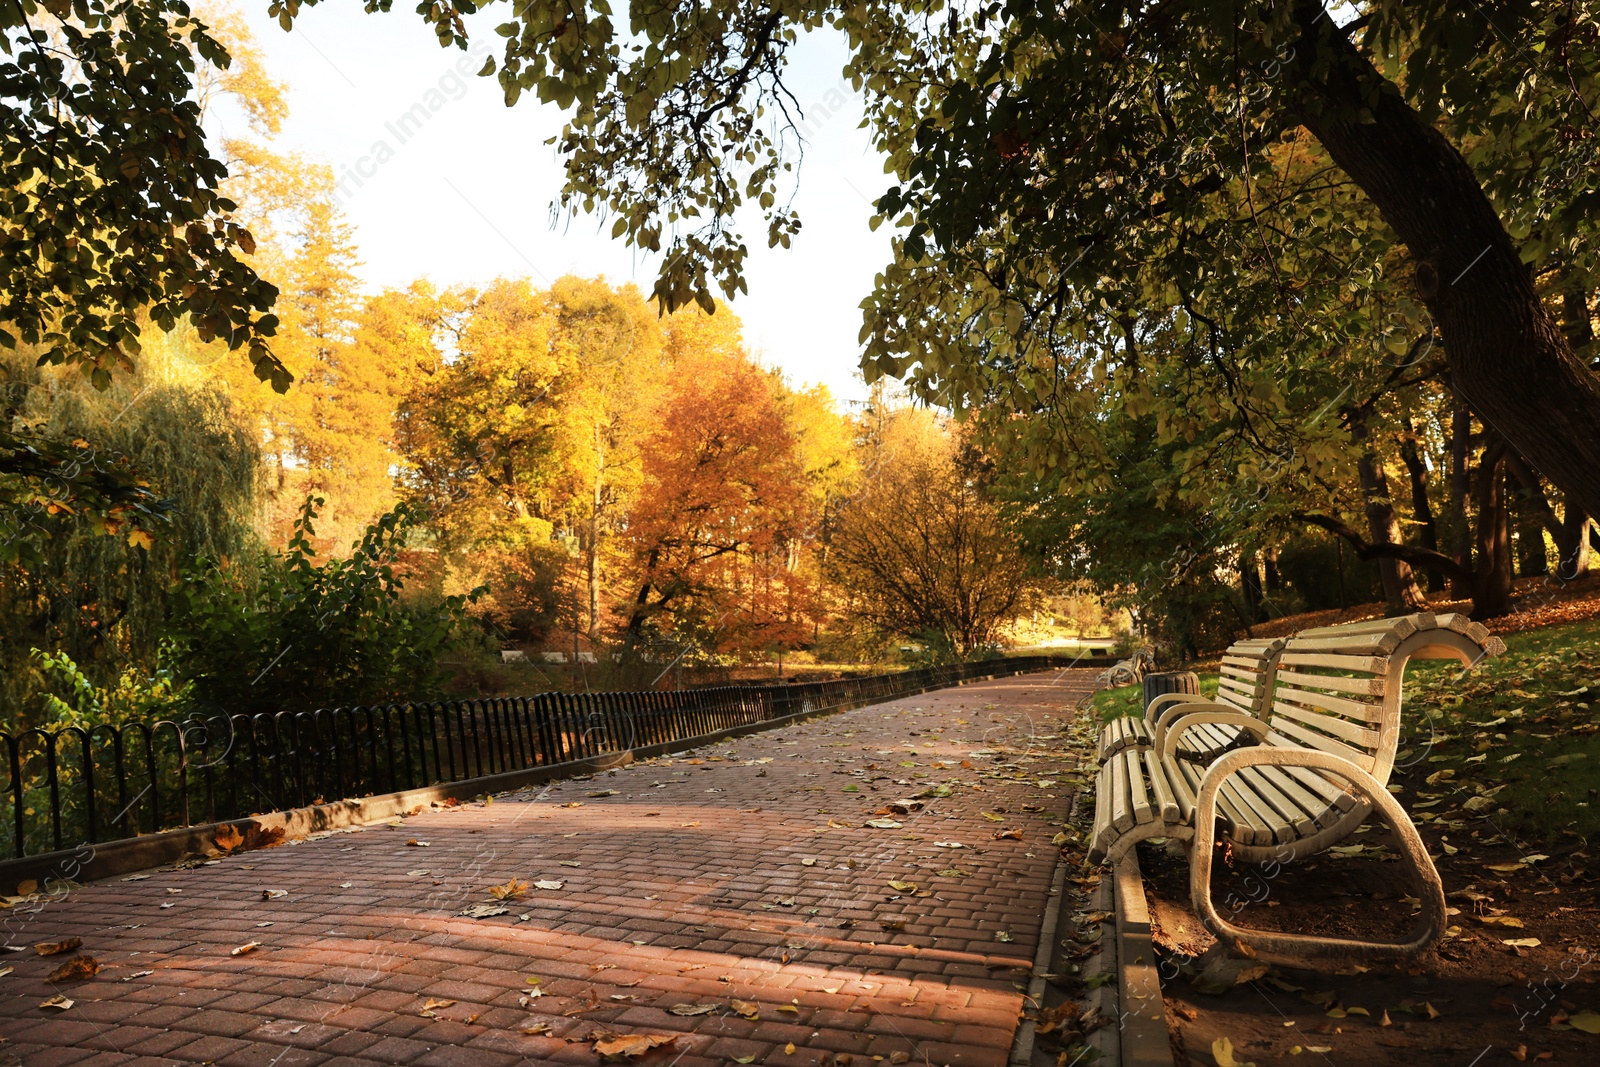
<box><xmin>1556</xmin><ymin>504</ymin><xmax>1592</xmax><ymax>580</ymax></box>
<box><xmin>1239</xmin><ymin>551</ymin><xmax>1265</xmax><ymax>624</ymax></box>
<box><xmin>1290</xmin><ymin>1</ymin><xmax>1600</xmax><ymax>521</ymax></box>
<box><xmin>1504</xmin><ymin>453</ymin><xmax>1550</xmax><ymax>577</ymax></box>
<box><xmin>1398</xmin><ymin>417</ymin><xmax>1438</xmax><ymax>554</ymax></box>
<box><xmin>1447</xmin><ymin>396</ymin><xmax>1474</xmax><ymax>599</ymax></box>
<box><xmin>1263</xmin><ymin>546</ymin><xmax>1282</xmax><ymax>594</ymax></box>
<box><xmin>1472</xmin><ymin>438</ymin><xmax>1514</xmax><ymax>619</ymax></box>
<box><xmin>1348</xmin><ymin>406</ymin><xmax>1427</xmax><ymax>612</ymax></box>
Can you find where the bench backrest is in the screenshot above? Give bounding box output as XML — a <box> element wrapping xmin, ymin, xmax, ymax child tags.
<box><xmin>1264</xmin><ymin>612</ymin><xmax>1503</xmax><ymax>782</ymax></box>
<box><xmin>1214</xmin><ymin>636</ymin><xmax>1288</xmax><ymax>715</ymax></box>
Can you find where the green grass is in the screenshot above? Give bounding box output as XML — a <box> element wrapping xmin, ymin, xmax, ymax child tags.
<box><xmin>1091</xmin><ymin>674</ymin><xmax>1221</xmax><ymax>722</ymax></box>
<box><xmin>1090</xmin><ymin>618</ymin><xmax>1600</xmax><ymax>841</ymax></box>
<box><xmin>1396</xmin><ymin>617</ymin><xmax>1600</xmax><ymax>841</ymax></box>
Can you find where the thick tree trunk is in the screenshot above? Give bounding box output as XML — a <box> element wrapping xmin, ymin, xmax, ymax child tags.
<box><xmin>1472</xmin><ymin>439</ymin><xmax>1514</xmax><ymax>619</ymax></box>
<box><xmin>1290</xmin><ymin>2</ymin><xmax>1600</xmax><ymax>520</ymax></box>
<box><xmin>1348</xmin><ymin>407</ymin><xmax>1427</xmax><ymax>612</ymax></box>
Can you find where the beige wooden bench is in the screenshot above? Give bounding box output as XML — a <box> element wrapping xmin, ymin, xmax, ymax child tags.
<box><xmin>1089</xmin><ymin>612</ymin><xmax>1503</xmax><ymax>961</ymax></box>
<box><xmin>1096</xmin><ymin>637</ymin><xmax>1286</xmax><ymax>764</ymax></box>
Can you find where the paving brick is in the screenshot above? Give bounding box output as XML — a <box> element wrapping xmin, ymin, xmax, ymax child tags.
<box><xmin>0</xmin><ymin>674</ymin><xmax>1093</xmax><ymax>1067</ymax></box>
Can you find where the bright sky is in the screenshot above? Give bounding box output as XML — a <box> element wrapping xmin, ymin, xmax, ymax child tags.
<box><xmin>231</xmin><ymin>5</ymin><xmax>895</xmax><ymax>404</ymax></box>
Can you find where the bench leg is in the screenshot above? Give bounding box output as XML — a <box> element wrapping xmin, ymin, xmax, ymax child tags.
<box><xmin>1190</xmin><ymin>747</ymin><xmax>1447</xmax><ymax>962</ymax></box>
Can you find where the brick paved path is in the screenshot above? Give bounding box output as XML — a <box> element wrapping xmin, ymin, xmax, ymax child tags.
<box><xmin>2</xmin><ymin>671</ymin><xmax>1096</xmax><ymax>1067</ymax></box>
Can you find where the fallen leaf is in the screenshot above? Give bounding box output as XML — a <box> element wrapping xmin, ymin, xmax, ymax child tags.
<box><xmin>406</xmin><ymin>839</ymin><xmax>429</xmax><ymax>847</ymax></box>
<box><xmin>732</xmin><ymin>999</ymin><xmax>760</xmax><ymax>1019</ymax></box>
<box><xmin>122</xmin><ymin>970</ymin><xmax>153</xmax><ymax>981</ymax></box>
<box><xmin>561</xmin><ymin>802</ymin><xmax>583</xmax><ymax>809</ymax></box>
<box><xmin>231</xmin><ymin>941</ymin><xmax>261</xmax><ymax>956</ymax></box>
<box><xmin>16</xmin><ymin>879</ymin><xmax>37</xmax><ymax>896</ymax></box>
<box><xmin>1212</xmin><ymin>1036</ymin><xmax>1255</xmax><ymax>1067</ymax></box>
<box><xmin>1192</xmin><ymin>955</ymin><xmax>1268</xmax><ymax>995</ymax></box>
<box><xmin>1504</xmin><ymin>938</ymin><xmax>1543</xmax><ymax>949</ymax></box>
<box><xmin>994</xmin><ymin>828</ymin><xmax>1023</xmax><ymax>841</ymax></box>
<box><xmin>981</xmin><ymin>812</ymin><xmax>1005</xmax><ymax>822</ymax></box>
<box><xmin>801</xmin><ymin>858</ymin><xmax>817</xmax><ymax>867</ymax></box>
<box><xmin>419</xmin><ymin>997</ymin><xmax>456</xmax><ymax>1018</ymax></box>
<box><xmin>864</xmin><ymin>818</ymin><xmax>902</xmax><ymax>829</ymax></box>
<box><xmin>459</xmin><ymin>903</ymin><xmax>509</xmax><ymax>918</ymax></box>
<box><xmin>39</xmin><ymin>995</ymin><xmax>73</xmax><ymax>1011</ymax></box>
<box><xmin>34</xmin><ymin>937</ymin><xmax>82</xmax><ymax>957</ymax></box>
<box><xmin>1487</xmin><ymin>863</ymin><xmax>1528</xmax><ymax>873</ymax></box>
<box><xmin>523</xmin><ymin>1023</ymin><xmax>553</xmax><ymax>1035</ymax></box>
<box><xmin>887</xmin><ymin>880</ymin><xmax>917</xmax><ymax>892</ymax></box>
<box><xmin>215</xmin><ymin>825</ymin><xmax>244</xmax><ymax>851</ymax></box>
<box><xmin>407</xmin><ymin>870</ymin><xmax>431</xmax><ymax>877</ymax></box>
<box><xmin>594</xmin><ymin>1032</ymin><xmax>677</xmax><ymax>1059</ymax></box>
<box><xmin>786</xmin><ymin>1043</ymin><xmax>798</xmax><ymax>1055</ymax></box>
<box><xmin>1568</xmin><ymin>1010</ymin><xmax>1600</xmax><ymax>1033</ymax></box>
<box><xmin>669</xmin><ymin>1003</ymin><xmax>716</xmax><ymax>1016</ymax></box>
<box><xmin>588</xmin><ymin>790</ymin><xmax>618</xmax><ymax>797</ymax></box>
<box><xmin>488</xmin><ymin>877</ymin><xmax>529</xmax><ymax>900</ymax></box>
<box><xmin>534</xmin><ymin>880</ymin><xmax>564</xmax><ymax>891</ymax></box>
<box><xmin>45</xmin><ymin>955</ymin><xmax>98</xmax><ymax>983</ymax></box>
<box><xmin>261</xmin><ymin>889</ymin><xmax>288</xmax><ymax>900</ymax></box>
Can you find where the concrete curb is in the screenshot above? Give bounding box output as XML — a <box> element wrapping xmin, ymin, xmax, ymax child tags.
<box><xmin>0</xmin><ymin>672</ymin><xmax>1026</xmax><ymax>895</ymax></box>
<box><xmin>1113</xmin><ymin>849</ymin><xmax>1175</xmax><ymax>1066</ymax></box>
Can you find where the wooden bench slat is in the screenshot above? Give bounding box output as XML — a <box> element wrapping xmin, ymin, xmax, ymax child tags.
<box><xmin>1267</xmin><ymin>717</ymin><xmax>1376</xmax><ymax>772</ymax></box>
<box><xmin>1273</xmin><ymin>668</ymin><xmax>1386</xmax><ymax>696</ymax></box>
<box><xmin>1273</xmin><ymin>686</ymin><xmax>1385</xmax><ymax>722</ymax></box>
<box><xmin>1271</xmin><ymin>702</ymin><xmax>1382</xmax><ymax>748</ymax></box>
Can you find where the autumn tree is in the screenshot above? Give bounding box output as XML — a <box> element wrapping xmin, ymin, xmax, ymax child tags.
<box><xmin>827</xmin><ymin>407</ymin><xmax>1040</xmax><ymax>660</ymax></box>
<box><xmin>621</xmin><ymin>322</ymin><xmax>824</xmax><ymax>661</ymax></box>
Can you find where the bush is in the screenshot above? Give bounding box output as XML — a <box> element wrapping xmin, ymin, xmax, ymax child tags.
<box><xmin>168</xmin><ymin>497</ymin><xmax>485</xmax><ymax>716</ymax></box>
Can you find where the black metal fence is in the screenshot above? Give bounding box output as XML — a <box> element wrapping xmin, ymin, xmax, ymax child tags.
<box><xmin>0</xmin><ymin>655</ymin><xmax>1096</xmax><ymax>861</ymax></box>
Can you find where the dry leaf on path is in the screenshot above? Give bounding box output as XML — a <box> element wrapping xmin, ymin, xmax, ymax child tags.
<box><xmin>215</xmin><ymin>825</ymin><xmax>244</xmax><ymax>851</ymax></box>
<box><xmin>887</xmin><ymin>880</ymin><xmax>917</xmax><ymax>892</ymax></box>
<box><xmin>419</xmin><ymin>997</ymin><xmax>456</xmax><ymax>1018</ymax></box>
<box><xmin>34</xmin><ymin>937</ymin><xmax>82</xmax><ymax>957</ymax></box>
<box><xmin>406</xmin><ymin>839</ymin><xmax>429</xmax><ymax>847</ymax></box>
<box><xmin>488</xmin><ymin>878</ymin><xmax>529</xmax><ymax>900</ymax></box>
<box><xmin>1212</xmin><ymin>1036</ymin><xmax>1256</xmax><ymax>1067</ymax></box>
<box><xmin>594</xmin><ymin>1032</ymin><xmax>677</xmax><ymax>1059</ymax></box>
<box><xmin>39</xmin><ymin>995</ymin><xmax>73</xmax><ymax>1011</ymax></box>
<box><xmin>533</xmin><ymin>879</ymin><xmax>564</xmax><ymax>891</ymax></box>
<box><xmin>1568</xmin><ymin>1010</ymin><xmax>1600</xmax><ymax>1034</ymax></box>
<box><xmin>864</xmin><ymin>819</ymin><xmax>902</xmax><ymax>829</ymax></box>
<box><xmin>459</xmin><ymin>903</ymin><xmax>509</xmax><ymax>918</ymax></box>
<box><xmin>1504</xmin><ymin>937</ymin><xmax>1542</xmax><ymax>949</ymax></box>
<box><xmin>45</xmin><ymin>955</ymin><xmax>97</xmax><ymax>983</ymax></box>
<box><xmin>122</xmin><ymin>970</ymin><xmax>152</xmax><ymax>981</ymax></box>
<box><xmin>261</xmin><ymin>889</ymin><xmax>288</xmax><ymax>900</ymax></box>
<box><xmin>231</xmin><ymin>941</ymin><xmax>261</xmax><ymax>956</ymax></box>
<box><xmin>1192</xmin><ymin>955</ymin><xmax>1268</xmax><ymax>995</ymax></box>
<box><xmin>668</xmin><ymin>1003</ymin><xmax>716</xmax><ymax>1016</ymax></box>
<box><xmin>732</xmin><ymin>999</ymin><xmax>759</xmax><ymax>1019</ymax></box>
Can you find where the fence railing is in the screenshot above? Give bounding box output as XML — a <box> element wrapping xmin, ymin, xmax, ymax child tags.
<box><xmin>0</xmin><ymin>655</ymin><xmax>1102</xmax><ymax>861</ymax></box>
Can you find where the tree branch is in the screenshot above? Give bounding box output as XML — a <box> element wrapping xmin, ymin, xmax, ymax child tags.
<box><xmin>1291</xmin><ymin>510</ymin><xmax>1477</xmax><ymax>582</ymax></box>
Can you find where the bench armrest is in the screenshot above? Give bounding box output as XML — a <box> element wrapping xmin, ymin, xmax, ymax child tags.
<box><xmin>1146</xmin><ymin>691</ymin><xmax>1218</xmax><ymax>726</ymax></box>
<box><xmin>1154</xmin><ymin>710</ymin><xmax>1267</xmax><ymax>763</ymax></box>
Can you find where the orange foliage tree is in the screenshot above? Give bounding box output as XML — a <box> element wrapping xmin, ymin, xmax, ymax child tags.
<box><xmin>620</xmin><ymin>318</ymin><xmax>829</xmax><ymax>662</ymax></box>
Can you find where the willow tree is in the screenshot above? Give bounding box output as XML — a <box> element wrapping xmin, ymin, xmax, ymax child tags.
<box><xmin>0</xmin><ymin>342</ymin><xmax>261</xmax><ymax>719</ymax></box>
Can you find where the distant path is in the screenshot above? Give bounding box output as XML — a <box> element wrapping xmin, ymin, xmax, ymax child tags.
<box><xmin>0</xmin><ymin>670</ymin><xmax>1097</xmax><ymax>1067</ymax></box>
